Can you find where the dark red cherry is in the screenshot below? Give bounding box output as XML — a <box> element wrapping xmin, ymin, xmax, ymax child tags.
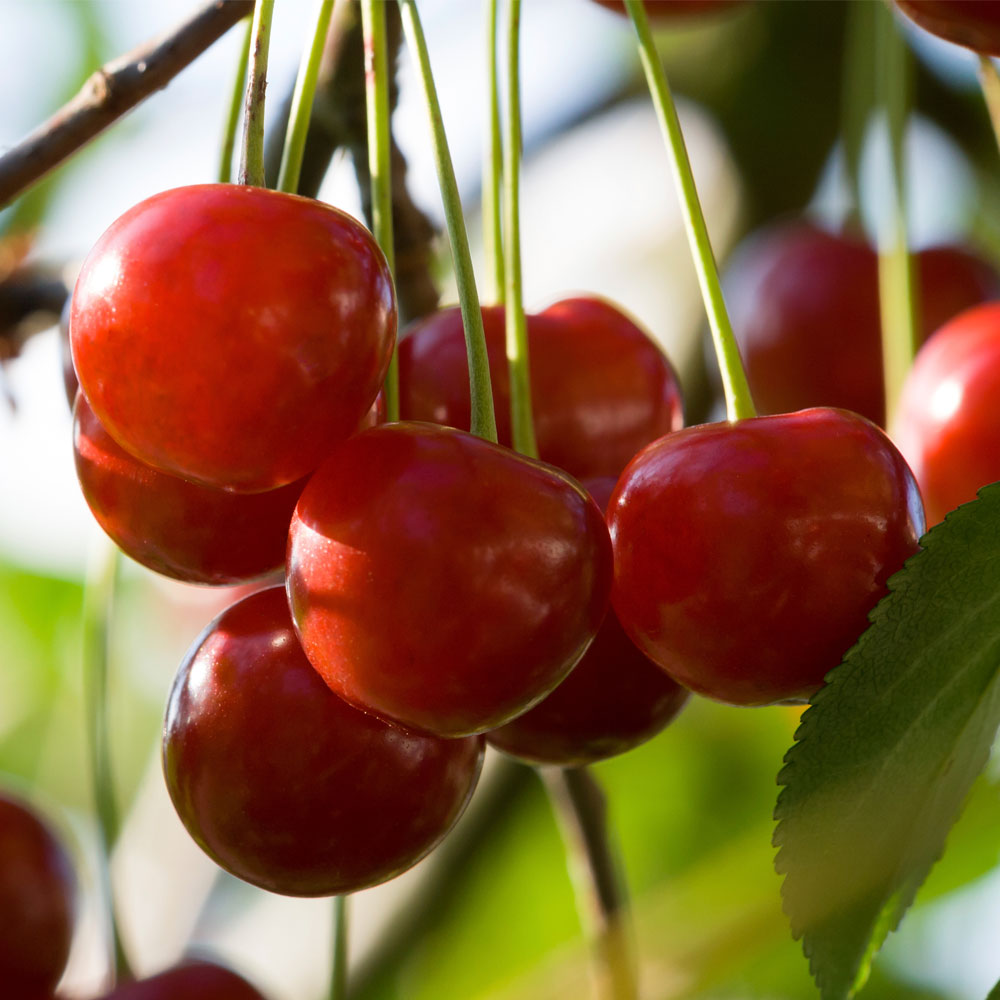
<box><xmin>90</xmin><ymin>960</ymin><xmax>268</xmax><ymax>999</ymax></box>
<box><xmin>895</xmin><ymin>0</ymin><xmax>1000</xmax><ymax>55</ymax></box>
<box><xmin>608</xmin><ymin>408</ymin><xmax>925</xmax><ymax>706</ymax></box>
<box><xmin>163</xmin><ymin>587</ymin><xmax>483</xmax><ymax>896</ymax></box>
<box><xmin>398</xmin><ymin>297</ymin><xmax>683</xmax><ymax>481</ymax></box>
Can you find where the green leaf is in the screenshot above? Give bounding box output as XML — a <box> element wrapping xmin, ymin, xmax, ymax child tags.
<box><xmin>774</xmin><ymin>483</ymin><xmax>1000</xmax><ymax>1000</ymax></box>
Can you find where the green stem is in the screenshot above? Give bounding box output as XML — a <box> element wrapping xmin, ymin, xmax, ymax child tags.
<box><xmin>875</xmin><ymin>1</ymin><xmax>917</xmax><ymax>422</ymax></box>
<box><xmin>360</xmin><ymin>0</ymin><xmax>399</xmax><ymax>422</ymax></box>
<box><xmin>82</xmin><ymin>541</ymin><xmax>131</xmax><ymax>983</ymax></box>
<box><xmin>623</xmin><ymin>0</ymin><xmax>755</xmax><ymax>422</ymax></box>
<box><xmin>278</xmin><ymin>0</ymin><xmax>335</xmax><ymax>195</ymax></box>
<box><xmin>330</xmin><ymin>895</ymin><xmax>349</xmax><ymax>1000</ymax></box>
<box><xmin>238</xmin><ymin>0</ymin><xmax>276</xmax><ymax>188</ymax></box>
<box><xmin>219</xmin><ymin>16</ymin><xmax>253</xmax><ymax>184</ymax></box>
<box><xmin>502</xmin><ymin>0</ymin><xmax>538</xmax><ymax>459</ymax></box>
<box><xmin>484</xmin><ymin>0</ymin><xmax>504</xmax><ymax>305</ymax></box>
<box><xmin>979</xmin><ymin>56</ymin><xmax>1000</xmax><ymax>159</ymax></box>
<box><xmin>840</xmin><ymin>0</ymin><xmax>875</xmax><ymax>230</ymax></box>
<box><xmin>398</xmin><ymin>0</ymin><xmax>497</xmax><ymax>443</ymax></box>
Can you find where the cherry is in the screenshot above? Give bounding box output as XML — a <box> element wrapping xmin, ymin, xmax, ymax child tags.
<box><xmin>487</xmin><ymin>477</ymin><xmax>690</xmax><ymax>767</ymax></box>
<box><xmin>70</xmin><ymin>184</ymin><xmax>395</xmax><ymax>493</ymax></box>
<box><xmin>287</xmin><ymin>421</ymin><xmax>613</xmax><ymax>738</ymax></box>
<box><xmin>895</xmin><ymin>1</ymin><xmax>1000</xmax><ymax>56</ymax></box>
<box><xmin>398</xmin><ymin>297</ymin><xmax>683</xmax><ymax>481</ymax></box>
<box><xmin>0</xmin><ymin>792</ymin><xmax>75</xmax><ymax>1000</ymax></box>
<box><xmin>163</xmin><ymin>586</ymin><xmax>483</xmax><ymax>896</ymax></box>
<box><xmin>89</xmin><ymin>960</ymin><xmax>267</xmax><ymax>999</ymax></box>
<box><xmin>891</xmin><ymin>301</ymin><xmax>1000</xmax><ymax>525</ymax></box>
<box><xmin>608</xmin><ymin>408</ymin><xmax>925</xmax><ymax>706</ymax></box>
<box><xmin>725</xmin><ymin>221</ymin><xmax>1000</xmax><ymax>426</ymax></box>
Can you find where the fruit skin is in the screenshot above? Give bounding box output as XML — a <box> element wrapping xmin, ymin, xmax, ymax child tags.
<box><xmin>608</xmin><ymin>408</ymin><xmax>925</xmax><ymax>706</ymax></box>
<box><xmin>895</xmin><ymin>0</ymin><xmax>1000</xmax><ymax>56</ymax></box>
<box><xmin>89</xmin><ymin>960</ymin><xmax>268</xmax><ymax>1000</ymax></box>
<box><xmin>70</xmin><ymin>183</ymin><xmax>396</xmax><ymax>493</ymax></box>
<box><xmin>725</xmin><ymin>221</ymin><xmax>1000</xmax><ymax>426</ymax></box>
<box><xmin>287</xmin><ymin>421</ymin><xmax>614</xmax><ymax>738</ymax></box>
<box><xmin>487</xmin><ymin>477</ymin><xmax>690</xmax><ymax>767</ymax></box>
<box><xmin>0</xmin><ymin>792</ymin><xmax>75</xmax><ymax>999</ymax></box>
<box><xmin>163</xmin><ymin>586</ymin><xmax>483</xmax><ymax>897</ymax></box>
<box><xmin>891</xmin><ymin>302</ymin><xmax>1000</xmax><ymax>525</ymax></box>
<box><xmin>398</xmin><ymin>297</ymin><xmax>683</xmax><ymax>481</ymax></box>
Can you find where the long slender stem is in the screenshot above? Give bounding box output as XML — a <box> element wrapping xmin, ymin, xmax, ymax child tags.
<box><xmin>238</xmin><ymin>0</ymin><xmax>276</xmax><ymax>188</ymax></box>
<box><xmin>361</xmin><ymin>0</ymin><xmax>399</xmax><ymax>422</ymax></box>
<box><xmin>218</xmin><ymin>16</ymin><xmax>253</xmax><ymax>183</ymax></box>
<box><xmin>979</xmin><ymin>56</ymin><xmax>1000</xmax><ymax>157</ymax></box>
<box><xmin>278</xmin><ymin>0</ymin><xmax>335</xmax><ymax>194</ymax></box>
<box><xmin>398</xmin><ymin>0</ymin><xmax>497</xmax><ymax>443</ymax></box>
<box><xmin>622</xmin><ymin>0</ymin><xmax>755</xmax><ymax>422</ymax></box>
<box><xmin>82</xmin><ymin>540</ymin><xmax>131</xmax><ymax>983</ymax></box>
<box><xmin>840</xmin><ymin>0</ymin><xmax>875</xmax><ymax>230</ymax></box>
<box><xmin>484</xmin><ymin>0</ymin><xmax>505</xmax><ymax>305</ymax></box>
<box><xmin>330</xmin><ymin>895</ymin><xmax>349</xmax><ymax>1000</ymax></box>
<box><xmin>502</xmin><ymin>0</ymin><xmax>538</xmax><ymax>459</ymax></box>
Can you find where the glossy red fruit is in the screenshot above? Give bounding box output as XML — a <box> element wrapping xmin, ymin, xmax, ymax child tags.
<box><xmin>398</xmin><ymin>298</ymin><xmax>683</xmax><ymax>481</ymax></box>
<box><xmin>487</xmin><ymin>477</ymin><xmax>689</xmax><ymax>767</ymax></box>
<box><xmin>895</xmin><ymin>0</ymin><xmax>1000</xmax><ymax>56</ymax></box>
<box><xmin>70</xmin><ymin>184</ymin><xmax>396</xmax><ymax>492</ymax></box>
<box><xmin>163</xmin><ymin>587</ymin><xmax>483</xmax><ymax>896</ymax></box>
<box><xmin>608</xmin><ymin>408</ymin><xmax>925</xmax><ymax>706</ymax></box>
<box><xmin>90</xmin><ymin>960</ymin><xmax>268</xmax><ymax>999</ymax></box>
<box><xmin>0</xmin><ymin>792</ymin><xmax>75</xmax><ymax>999</ymax></box>
<box><xmin>726</xmin><ymin>221</ymin><xmax>1000</xmax><ymax>426</ymax></box>
<box><xmin>73</xmin><ymin>393</ymin><xmax>304</xmax><ymax>585</ymax></box>
<box><xmin>891</xmin><ymin>302</ymin><xmax>1000</xmax><ymax>525</ymax></box>
<box><xmin>287</xmin><ymin>421</ymin><xmax>613</xmax><ymax>737</ymax></box>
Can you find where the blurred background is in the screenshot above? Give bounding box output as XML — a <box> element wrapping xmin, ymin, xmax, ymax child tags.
<box><xmin>2</xmin><ymin>1</ymin><xmax>1000</xmax><ymax>998</ymax></box>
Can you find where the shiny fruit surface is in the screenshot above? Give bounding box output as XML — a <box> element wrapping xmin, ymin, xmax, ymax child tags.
<box><xmin>163</xmin><ymin>587</ymin><xmax>483</xmax><ymax>896</ymax></box>
<box><xmin>90</xmin><ymin>960</ymin><xmax>268</xmax><ymax>1000</ymax></box>
<box><xmin>895</xmin><ymin>0</ymin><xmax>1000</xmax><ymax>55</ymax></box>
<box><xmin>398</xmin><ymin>298</ymin><xmax>683</xmax><ymax>480</ymax></box>
<box><xmin>287</xmin><ymin>421</ymin><xmax>613</xmax><ymax>737</ymax></box>
<box><xmin>70</xmin><ymin>184</ymin><xmax>396</xmax><ymax>492</ymax></box>
<box><xmin>0</xmin><ymin>792</ymin><xmax>75</xmax><ymax>999</ymax></box>
<box><xmin>74</xmin><ymin>394</ymin><xmax>304</xmax><ymax>585</ymax></box>
<box><xmin>608</xmin><ymin>409</ymin><xmax>925</xmax><ymax>706</ymax></box>
<box><xmin>487</xmin><ymin>477</ymin><xmax>690</xmax><ymax>766</ymax></box>
<box><xmin>891</xmin><ymin>302</ymin><xmax>1000</xmax><ymax>525</ymax></box>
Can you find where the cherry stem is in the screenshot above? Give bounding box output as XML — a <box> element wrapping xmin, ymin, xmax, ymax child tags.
<box><xmin>329</xmin><ymin>894</ymin><xmax>349</xmax><ymax>1000</ymax></box>
<box><xmin>840</xmin><ymin>0</ymin><xmax>875</xmax><ymax>230</ymax></box>
<box><xmin>978</xmin><ymin>56</ymin><xmax>1000</xmax><ymax>153</ymax></box>
<box><xmin>398</xmin><ymin>0</ymin><xmax>498</xmax><ymax>443</ymax></box>
<box><xmin>875</xmin><ymin>1</ymin><xmax>918</xmax><ymax>420</ymax></box>
<box><xmin>218</xmin><ymin>16</ymin><xmax>253</xmax><ymax>184</ymax></box>
<box><xmin>278</xmin><ymin>0</ymin><xmax>335</xmax><ymax>195</ymax></box>
<box><xmin>622</xmin><ymin>0</ymin><xmax>755</xmax><ymax>422</ymax></box>
<box><xmin>502</xmin><ymin>0</ymin><xmax>538</xmax><ymax>459</ymax></box>
<box><xmin>238</xmin><ymin>0</ymin><xmax>275</xmax><ymax>188</ymax></box>
<box><xmin>82</xmin><ymin>540</ymin><xmax>132</xmax><ymax>983</ymax></box>
<box><xmin>543</xmin><ymin>768</ymin><xmax>639</xmax><ymax>1000</ymax></box>
<box><xmin>484</xmin><ymin>0</ymin><xmax>505</xmax><ymax>305</ymax></box>
<box><xmin>360</xmin><ymin>0</ymin><xmax>400</xmax><ymax>422</ymax></box>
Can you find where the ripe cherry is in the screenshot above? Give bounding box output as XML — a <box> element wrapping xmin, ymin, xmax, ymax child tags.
<box><xmin>163</xmin><ymin>586</ymin><xmax>483</xmax><ymax>896</ymax></box>
<box><xmin>608</xmin><ymin>408</ymin><xmax>925</xmax><ymax>706</ymax></box>
<box><xmin>287</xmin><ymin>421</ymin><xmax>613</xmax><ymax>738</ymax></box>
<box><xmin>725</xmin><ymin>221</ymin><xmax>1000</xmax><ymax>426</ymax></box>
<box><xmin>398</xmin><ymin>297</ymin><xmax>683</xmax><ymax>481</ymax></box>
<box><xmin>891</xmin><ymin>302</ymin><xmax>1000</xmax><ymax>525</ymax></box>
<box><xmin>487</xmin><ymin>477</ymin><xmax>690</xmax><ymax>767</ymax></box>
<box><xmin>0</xmin><ymin>792</ymin><xmax>75</xmax><ymax>1000</ymax></box>
<box><xmin>895</xmin><ymin>1</ymin><xmax>1000</xmax><ymax>56</ymax></box>
<box><xmin>70</xmin><ymin>184</ymin><xmax>395</xmax><ymax>493</ymax></box>
<box><xmin>90</xmin><ymin>960</ymin><xmax>267</xmax><ymax>999</ymax></box>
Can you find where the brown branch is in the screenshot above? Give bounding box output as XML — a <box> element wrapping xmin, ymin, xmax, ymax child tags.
<box><xmin>0</xmin><ymin>0</ymin><xmax>254</xmax><ymax>210</ymax></box>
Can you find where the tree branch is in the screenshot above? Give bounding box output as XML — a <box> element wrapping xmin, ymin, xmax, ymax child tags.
<box><xmin>0</xmin><ymin>0</ymin><xmax>254</xmax><ymax>210</ymax></box>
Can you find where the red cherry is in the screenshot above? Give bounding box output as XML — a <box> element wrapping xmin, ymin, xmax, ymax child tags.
<box><xmin>726</xmin><ymin>221</ymin><xmax>1000</xmax><ymax>426</ymax></box>
<box><xmin>0</xmin><ymin>792</ymin><xmax>75</xmax><ymax>999</ymax></box>
<box><xmin>895</xmin><ymin>0</ymin><xmax>1000</xmax><ymax>56</ymax></box>
<box><xmin>287</xmin><ymin>421</ymin><xmax>613</xmax><ymax>737</ymax></box>
<box><xmin>891</xmin><ymin>302</ymin><xmax>1000</xmax><ymax>525</ymax></box>
<box><xmin>73</xmin><ymin>393</ymin><xmax>304</xmax><ymax>585</ymax></box>
<box><xmin>608</xmin><ymin>408</ymin><xmax>925</xmax><ymax>706</ymax></box>
<box><xmin>89</xmin><ymin>960</ymin><xmax>267</xmax><ymax>999</ymax></box>
<box><xmin>398</xmin><ymin>298</ymin><xmax>683</xmax><ymax>480</ymax></box>
<box><xmin>70</xmin><ymin>184</ymin><xmax>395</xmax><ymax>492</ymax></box>
<box><xmin>487</xmin><ymin>477</ymin><xmax>689</xmax><ymax>767</ymax></box>
<box><xmin>163</xmin><ymin>586</ymin><xmax>483</xmax><ymax>896</ymax></box>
